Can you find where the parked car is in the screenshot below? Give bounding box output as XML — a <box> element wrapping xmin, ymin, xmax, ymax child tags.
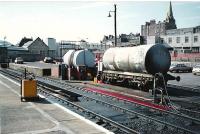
<box><xmin>44</xmin><ymin>57</ymin><xmax>53</xmax><ymax>63</ymax></box>
<box><xmin>169</xmin><ymin>64</ymin><xmax>193</xmax><ymax>73</ymax></box>
<box><xmin>192</xmin><ymin>64</ymin><xmax>200</xmax><ymax>75</ymax></box>
<box><xmin>14</xmin><ymin>57</ymin><xmax>23</xmax><ymax>64</ymax></box>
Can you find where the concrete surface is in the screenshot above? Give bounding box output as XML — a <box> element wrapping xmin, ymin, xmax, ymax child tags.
<box><xmin>0</xmin><ymin>73</ymin><xmax>112</xmax><ymax>134</ymax></box>
<box><xmin>11</xmin><ymin>62</ymin><xmax>59</xmax><ymax>69</ymax></box>
<box><xmin>168</xmin><ymin>72</ymin><xmax>200</xmax><ymax>89</ymax></box>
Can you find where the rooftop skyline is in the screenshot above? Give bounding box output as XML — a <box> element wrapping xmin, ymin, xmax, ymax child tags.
<box><xmin>0</xmin><ymin>1</ymin><xmax>200</xmax><ymax>44</ymax></box>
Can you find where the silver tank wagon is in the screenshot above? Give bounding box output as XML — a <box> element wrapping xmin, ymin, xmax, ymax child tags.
<box><xmin>63</xmin><ymin>49</ymin><xmax>95</xmax><ymax>68</ymax></box>
<box><xmin>102</xmin><ymin>44</ymin><xmax>171</xmax><ymax>75</ymax></box>
<box><xmin>99</xmin><ymin>44</ymin><xmax>180</xmax><ymax>90</ymax></box>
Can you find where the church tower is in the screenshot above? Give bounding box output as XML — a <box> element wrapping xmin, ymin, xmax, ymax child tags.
<box><xmin>165</xmin><ymin>1</ymin><xmax>177</xmax><ymax>29</ymax></box>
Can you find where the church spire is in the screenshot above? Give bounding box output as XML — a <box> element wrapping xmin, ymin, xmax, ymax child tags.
<box><xmin>166</xmin><ymin>1</ymin><xmax>174</xmax><ymax>21</ymax></box>
<box><xmin>165</xmin><ymin>1</ymin><xmax>177</xmax><ymax>29</ymax></box>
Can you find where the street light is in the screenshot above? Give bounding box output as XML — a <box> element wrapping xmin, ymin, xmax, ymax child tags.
<box><xmin>108</xmin><ymin>4</ymin><xmax>117</xmax><ymax>47</ymax></box>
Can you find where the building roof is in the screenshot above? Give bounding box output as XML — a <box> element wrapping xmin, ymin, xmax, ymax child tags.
<box><xmin>166</xmin><ymin>27</ymin><xmax>194</xmax><ymax>35</ymax></box>
<box><xmin>0</xmin><ymin>40</ymin><xmax>13</xmax><ymax>47</ymax></box>
<box><xmin>23</xmin><ymin>41</ymin><xmax>34</xmax><ymax>48</ymax></box>
<box><xmin>17</xmin><ymin>37</ymin><xmax>33</xmax><ymax>47</ymax></box>
<box><xmin>22</xmin><ymin>37</ymin><xmax>48</xmax><ymax>49</ymax></box>
<box><xmin>0</xmin><ymin>40</ymin><xmax>27</xmax><ymax>51</ymax></box>
<box><xmin>7</xmin><ymin>45</ymin><xmax>27</xmax><ymax>51</ymax></box>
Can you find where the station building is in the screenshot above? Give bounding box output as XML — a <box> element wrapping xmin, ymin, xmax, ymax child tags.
<box><xmin>0</xmin><ymin>40</ymin><xmax>28</xmax><ymax>61</ymax></box>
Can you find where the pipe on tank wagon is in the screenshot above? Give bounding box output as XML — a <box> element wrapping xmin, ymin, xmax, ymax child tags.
<box><xmin>102</xmin><ymin>44</ymin><xmax>171</xmax><ymax>75</ymax></box>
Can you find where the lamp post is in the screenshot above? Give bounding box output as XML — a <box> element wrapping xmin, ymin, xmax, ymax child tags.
<box><xmin>108</xmin><ymin>4</ymin><xmax>117</xmax><ymax>47</ymax></box>
<box><xmin>60</xmin><ymin>41</ymin><xmax>65</xmax><ymax>80</ymax></box>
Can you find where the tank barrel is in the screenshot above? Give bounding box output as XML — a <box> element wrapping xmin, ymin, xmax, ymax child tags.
<box><xmin>103</xmin><ymin>44</ymin><xmax>171</xmax><ymax>74</ymax></box>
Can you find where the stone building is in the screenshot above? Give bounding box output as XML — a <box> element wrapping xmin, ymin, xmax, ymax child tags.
<box><xmin>162</xmin><ymin>26</ymin><xmax>200</xmax><ymax>53</ymax></box>
<box><xmin>141</xmin><ymin>2</ymin><xmax>177</xmax><ymax>37</ymax></box>
<box><xmin>23</xmin><ymin>37</ymin><xmax>49</xmax><ymax>60</ymax></box>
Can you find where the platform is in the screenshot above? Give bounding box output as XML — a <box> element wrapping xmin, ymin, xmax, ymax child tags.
<box><xmin>0</xmin><ymin>73</ymin><xmax>112</xmax><ymax>134</ymax></box>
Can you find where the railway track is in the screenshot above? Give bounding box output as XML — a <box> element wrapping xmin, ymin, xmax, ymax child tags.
<box><xmin>1</xmin><ymin>68</ymin><xmax>200</xmax><ymax>134</ymax></box>
<box><xmin>38</xmin><ymin>76</ymin><xmax>200</xmax><ymax>134</ymax></box>
<box><xmin>167</xmin><ymin>84</ymin><xmax>200</xmax><ymax>119</ymax></box>
<box><xmin>42</xmin><ymin>76</ymin><xmax>200</xmax><ymax>120</ymax></box>
<box><xmin>169</xmin><ymin>98</ymin><xmax>200</xmax><ymax>119</ymax></box>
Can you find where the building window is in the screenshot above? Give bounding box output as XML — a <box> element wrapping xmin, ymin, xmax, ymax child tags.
<box><xmin>176</xmin><ymin>37</ymin><xmax>180</xmax><ymax>43</ymax></box>
<box><xmin>194</xmin><ymin>36</ymin><xmax>198</xmax><ymax>42</ymax></box>
<box><xmin>185</xmin><ymin>36</ymin><xmax>189</xmax><ymax>43</ymax></box>
<box><xmin>168</xmin><ymin>37</ymin><xmax>172</xmax><ymax>44</ymax></box>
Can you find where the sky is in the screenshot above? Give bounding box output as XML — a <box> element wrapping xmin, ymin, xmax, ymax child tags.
<box><xmin>0</xmin><ymin>1</ymin><xmax>200</xmax><ymax>44</ymax></box>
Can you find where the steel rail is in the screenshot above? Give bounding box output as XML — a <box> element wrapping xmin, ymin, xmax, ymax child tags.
<box><xmin>37</xmin><ymin>76</ymin><xmax>200</xmax><ymax>134</ymax></box>
<box><xmin>38</xmin><ymin>86</ymin><xmax>139</xmax><ymax>134</ymax></box>
<box><xmin>0</xmin><ymin>69</ymin><xmax>139</xmax><ymax>134</ymax></box>
<box><xmin>41</xmin><ymin>76</ymin><xmax>200</xmax><ymax>124</ymax></box>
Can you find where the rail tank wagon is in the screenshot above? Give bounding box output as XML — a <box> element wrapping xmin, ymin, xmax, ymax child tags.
<box><xmin>99</xmin><ymin>44</ymin><xmax>179</xmax><ymax>90</ymax></box>
<box><xmin>63</xmin><ymin>49</ymin><xmax>95</xmax><ymax>68</ymax></box>
<box><xmin>103</xmin><ymin>44</ymin><xmax>171</xmax><ymax>74</ymax></box>
<box><xmin>63</xmin><ymin>49</ymin><xmax>96</xmax><ymax>80</ymax></box>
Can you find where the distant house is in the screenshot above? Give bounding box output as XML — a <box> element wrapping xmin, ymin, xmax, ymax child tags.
<box><xmin>23</xmin><ymin>37</ymin><xmax>49</xmax><ymax>60</ymax></box>
<box><xmin>101</xmin><ymin>33</ymin><xmax>144</xmax><ymax>47</ymax></box>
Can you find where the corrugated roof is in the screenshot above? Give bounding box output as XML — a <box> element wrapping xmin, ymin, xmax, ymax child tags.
<box><xmin>7</xmin><ymin>45</ymin><xmax>27</xmax><ymax>51</ymax></box>
<box><xmin>23</xmin><ymin>41</ymin><xmax>33</xmax><ymax>48</ymax></box>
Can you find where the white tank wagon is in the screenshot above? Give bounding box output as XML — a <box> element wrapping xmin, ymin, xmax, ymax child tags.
<box><xmin>103</xmin><ymin>44</ymin><xmax>171</xmax><ymax>74</ymax></box>
<box><xmin>99</xmin><ymin>44</ymin><xmax>180</xmax><ymax>90</ymax></box>
<box><xmin>63</xmin><ymin>49</ymin><xmax>96</xmax><ymax>80</ymax></box>
<box><xmin>63</xmin><ymin>49</ymin><xmax>95</xmax><ymax>68</ymax></box>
